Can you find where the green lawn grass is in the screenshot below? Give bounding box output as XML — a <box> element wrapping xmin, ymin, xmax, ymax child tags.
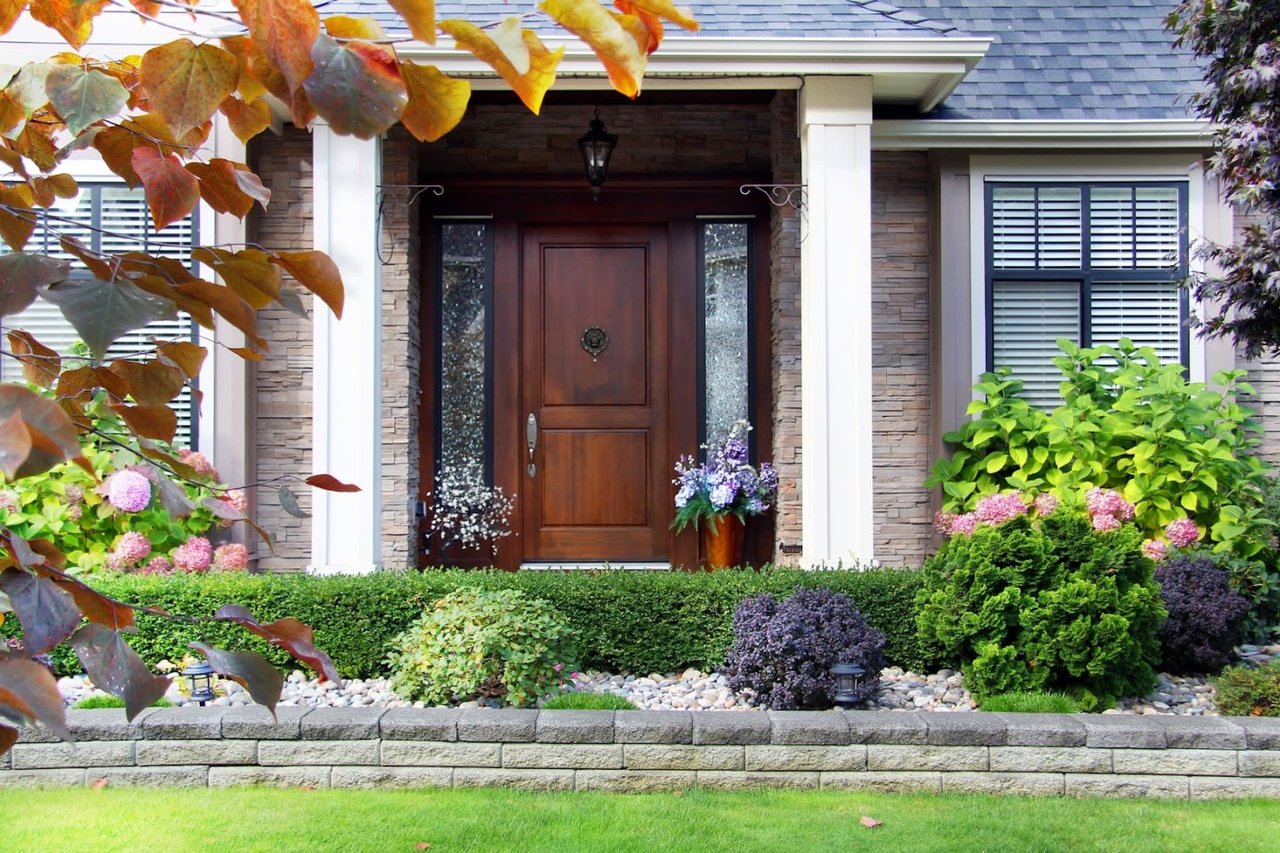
<box><xmin>3</xmin><ymin>788</ymin><xmax>1279</xmax><ymax>853</ymax></box>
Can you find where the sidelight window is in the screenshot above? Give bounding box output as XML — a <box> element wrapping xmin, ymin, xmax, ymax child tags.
<box><xmin>699</xmin><ymin>220</ymin><xmax>752</xmax><ymax>448</ymax></box>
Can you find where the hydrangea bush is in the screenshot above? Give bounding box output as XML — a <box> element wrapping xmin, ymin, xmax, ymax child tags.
<box><xmin>0</xmin><ymin>427</ymin><xmax>246</xmax><ymax>575</ymax></box>
<box><xmin>672</xmin><ymin>420</ymin><xmax>778</xmax><ymax>533</ymax></box>
<box><xmin>724</xmin><ymin>587</ymin><xmax>886</xmax><ymax>710</ymax></box>
<box><xmin>386</xmin><ymin>588</ymin><xmax>579</xmax><ymax>708</ymax></box>
<box><xmin>1155</xmin><ymin>552</ymin><xmax>1251</xmax><ymax>674</ymax></box>
<box><xmin>918</xmin><ymin>505</ymin><xmax>1164</xmax><ymax>711</ymax></box>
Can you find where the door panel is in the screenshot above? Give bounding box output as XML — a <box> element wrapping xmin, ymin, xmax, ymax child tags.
<box><xmin>521</xmin><ymin>225</ymin><xmax>669</xmax><ymax>561</ymax></box>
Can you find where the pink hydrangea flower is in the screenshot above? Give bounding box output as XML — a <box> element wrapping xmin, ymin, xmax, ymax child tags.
<box><xmin>1092</xmin><ymin>513</ymin><xmax>1121</xmax><ymax>532</ymax></box>
<box><xmin>138</xmin><ymin>556</ymin><xmax>174</xmax><ymax>576</ymax></box>
<box><xmin>1165</xmin><ymin>518</ymin><xmax>1201</xmax><ymax>549</ymax></box>
<box><xmin>933</xmin><ymin>511</ymin><xmax>957</xmax><ymax>535</ymax></box>
<box><xmin>64</xmin><ymin>485</ymin><xmax>84</xmax><ymax>504</ymax></box>
<box><xmin>112</xmin><ymin>531</ymin><xmax>152</xmax><ymax>567</ymax></box>
<box><xmin>1142</xmin><ymin>539</ymin><xmax>1169</xmax><ymax>561</ymax></box>
<box><xmin>0</xmin><ymin>491</ymin><xmax>17</xmax><ymax>513</ymax></box>
<box><xmin>949</xmin><ymin>513</ymin><xmax>978</xmax><ymax>536</ymax></box>
<box><xmin>1033</xmin><ymin>493</ymin><xmax>1059</xmax><ymax>516</ymax></box>
<box><xmin>212</xmin><ymin>543</ymin><xmax>249</xmax><ymax>572</ymax></box>
<box><xmin>107</xmin><ymin>470</ymin><xmax>152</xmax><ymax>512</ymax></box>
<box><xmin>1085</xmin><ymin>487</ymin><xmax>1135</xmax><ymax>522</ymax></box>
<box><xmin>173</xmin><ymin>536</ymin><xmax>213</xmax><ymax>573</ymax></box>
<box><xmin>67</xmin><ymin>504</ymin><xmax>82</xmax><ymax>521</ymax></box>
<box><xmin>223</xmin><ymin>489</ymin><xmax>249</xmax><ymax>514</ymax></box>
<box><xmin>973</xmin><ymin>491</ymin><xmax>1028</xmax><ymax>526</ymax></box>
<box><xmin>179</xmin><ymin>449</ymin><xmax>218</xmax><ymax>480</ymax></box>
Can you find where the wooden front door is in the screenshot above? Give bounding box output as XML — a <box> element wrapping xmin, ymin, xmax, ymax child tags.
<box><xmin>519</xmin><ymin>225</ymin><xmax>671</xmax><ymax>562</ymax></box>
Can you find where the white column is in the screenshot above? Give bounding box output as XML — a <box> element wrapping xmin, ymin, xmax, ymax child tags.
<box><xmin>800</xmin><ymin>76</ymin><xmax>875</xmax><ymax>567</ymax></box>
<box><xmin>310</xmin><ymin>125</ymin><xmax>382</xmax><ymax>573</ymax></box>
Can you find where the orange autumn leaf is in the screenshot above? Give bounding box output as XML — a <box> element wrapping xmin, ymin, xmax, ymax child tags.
<box><xmin>130</xmin><ymin>148</ymin><xmax>200</xmax><ymax>230</ymax></box>
<box><xmin>141</xmin><ymin>39</ymin><xmax>239</xmax><ymax>139</ymax></box>
<box><xmin>400</xmin><ymin>62</ymin><xmax>470</xmax><ymax>143</ymax></box>
<box><xmin>220</xmin><ymin>36</ymin><xmax>269</xmax><ymax>103</ymax></box>
<box><xmin>27</xmin><ymin>0</ymin><xmax>110</xmax><ymax>50</ymax></box>
<box><xmin>218</xmin><ymin>96</ymin><xmax>273</xmax><ymax>143</ymax></box>
<box><xmin>439</xmin><ymin>19</ymin><xmax>563</xmax><ymax>114</ymax></box>
<box><xmin>272</xmin><ymin>250</ymin><xmax>343</xmax><ymax>319</ymax></box>
<box><xmin>0</xmin><ymin>0</ymin><xmax>28</xmax><ymax>37</ymax></box>
<box><xmin>231</xmin><ymin>0</ymin><xmax>320</xmax><ymax>94</ymax></box>
<box><xmin>616</xmin><ymin>0</ymin><xmax>698</xmax><ymax>31</ymax></box>
<box><xmin>538</xmin><ymin>0</ymin><xmax>648</xmax><ymax>98</ymax></box>
<box><xmin>388</xmin><ymin>0</ymin><xmax>435</xmax><ymax>45</ymax></box>
<box><xmin>323</xmin><ymin>15</ymin><xmax>385</xmax><ymax>41</ymax></box>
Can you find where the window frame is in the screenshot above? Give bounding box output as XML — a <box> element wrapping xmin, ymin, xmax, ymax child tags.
<box><xmin>983</xmin><ymin>179</ymin><xmax>1191</xmax><ymax>379</ymax></box>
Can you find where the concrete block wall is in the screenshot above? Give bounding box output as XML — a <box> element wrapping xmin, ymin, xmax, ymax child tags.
<box><xmin>6</xmin><ymin>708</ymin><xmax>1279</xmax><ymax>798</ymax></box>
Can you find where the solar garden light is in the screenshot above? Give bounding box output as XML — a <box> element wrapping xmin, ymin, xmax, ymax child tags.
<box><xmin>182</xmin><ymin>658</ymin><xmax>217</xmax><ymax>706</ymax></box>
<box><xmin>830</xmin><ymin>662</ymin><xmax>866</xmax><ymax>709</ymax></box>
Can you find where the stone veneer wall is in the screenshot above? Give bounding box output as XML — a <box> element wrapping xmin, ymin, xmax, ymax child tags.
<box><xmin>870</xmin><ymin>153</ymin><xmax>935</xmax><ymax>568</ymax></box>
<box><xmin>5</xmin><ymin>707</ymin><xmax>1279</xmax><ymax>798</ymax></box>
<box><xmin>247</xmin><ymin>129</ymin><xmax>315</xmax><ymax>571</ymax></box>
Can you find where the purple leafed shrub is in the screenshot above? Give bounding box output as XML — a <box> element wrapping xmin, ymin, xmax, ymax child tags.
<box><xmin>724</xmin><ymin>586</ymin><xmax>886</xmax><ymax>710</ymax></box>
<box><xmin>1156</xmin><ymin>553</ymin><xmax>1251</xmax><ymax>674</ymax></box>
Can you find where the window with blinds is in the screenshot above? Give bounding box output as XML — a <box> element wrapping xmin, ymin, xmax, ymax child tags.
<box><xmin>0</xmin><ymin>185</ymin><xmax>200</xmax><ymax>447</ymax></box>
<box><xmin>987</xmin><ymin>181</ymin><xmax>1187</xmax><ymax>410</ymax></box>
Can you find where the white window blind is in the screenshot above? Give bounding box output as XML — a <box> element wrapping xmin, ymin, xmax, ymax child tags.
<box><xmin>987</xmin><ymin>181</ymin><xmax>1186</xmax><ymax>410</ymax></box>
<box><xmin>992</xmin><ymin>280</ymin><xmax>1079</xmax><ymax>410</ymax></box>
<box><xmin>1089</xmin><ymin>281</ymin><xmax>1183</xmax><ymax>365</ymax></box>
<box><xmin>0</xmin><ymin>186</ymin><xmax>200</xmax><ymax>448</ymax></box>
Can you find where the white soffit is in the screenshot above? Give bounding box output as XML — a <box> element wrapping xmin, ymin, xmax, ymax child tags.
<box><xmin>398</xmin><ymin>36</ymin><xmax>993</xmax><ymax>111</ymax></box>
<box><xmin>873</xmin><ymin>119</ymin><xmax>1211</xmax><ymax>150</ymax></box>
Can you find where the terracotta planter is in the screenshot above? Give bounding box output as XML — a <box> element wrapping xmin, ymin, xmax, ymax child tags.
<box><xmin>701</xmin><ymin>515</ymin><xmax>745</xmax><ymax>571</ymax></box>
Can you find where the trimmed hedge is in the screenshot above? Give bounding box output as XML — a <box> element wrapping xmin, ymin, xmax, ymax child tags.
<box><xmin>6</xmin><ymin>568</ymin><xmax>930</xmax><ymax>679</ymax></box>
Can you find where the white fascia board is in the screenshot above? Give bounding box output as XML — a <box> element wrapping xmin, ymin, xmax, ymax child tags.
<box><xmin>873</xmin><ymin>119</ymin><xmax>1211</xmax><ymax>150</ymax></box>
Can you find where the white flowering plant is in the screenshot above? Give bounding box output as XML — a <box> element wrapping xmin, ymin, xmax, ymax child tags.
<box><xmin>427</xmin><ymin>465</ymin><xmax>516</xmax><ymax>556</ymax></box>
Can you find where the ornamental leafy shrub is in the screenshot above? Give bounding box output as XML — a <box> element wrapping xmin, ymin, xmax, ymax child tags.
<box><xmin>725</xmin><ymin>587</ymin><xmax>885</xmax><ymax>710</ymax></box>
<box><xmin>926</xmin><ymin>340</ymin><xmax>1272</xmax><ymax>565</ymax></box>
<box><xmin>385</xmin><ymin>588</ymin><xmax>579</xmax><ymax>707</ymax></box>
<box><xmin>1214</xmin><ymin>660</ymin><xmax>1280</xmax><ymax>717</ymax></box>
<box><xmin>1155</xmin><ymin>553</ymin><xmax>1251</xmax><ymax>674</ymax></box>
<box><xmin>917</xmin><ymin>512</ymin><xmax>1164</xmax><ymax>711</ymax></box>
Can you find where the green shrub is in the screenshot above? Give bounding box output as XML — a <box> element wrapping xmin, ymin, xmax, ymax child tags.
<box><xmin>71</xmin><ymin>695</ymin><xmax>172</xmax><ymax>710</ymax></box>
<box><xmin>1214</xmin><ymin>660</ymin><xmax>1280</xmax><ymax>717</ymax></box>
<box><xmin>3</xmin><ymin>568</ymin><xmax>929</xmax><ymax>680</ymax></box>
<box><xmin>977</xmin><ymin>691</ymin><xmax>1081</xmax><ymax>714</ymax></box>
<box><xmin>917</xmin><ymin>512</ymin><xmax>1164</xmax><ymax>711</ymax></box>
<box><xmin>386</xmin><ymin>589</ymin><xmax>579</xmax><ymax>707</ymax></box>
<box><xmin>926</xmin><ymin>340</ymin><xmax>1272</xmax><ymax>566</ymax></box>
<box><xmin>541</xmin><ymin>693</ymin><xmax>637</xmax><ymax>711</ymax></box>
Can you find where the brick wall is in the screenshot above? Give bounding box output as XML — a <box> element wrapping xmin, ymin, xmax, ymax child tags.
<box><xmin>769</xmin><ymin>92</ymin><xmax>803</xmax><ymax>558</ymax></box>
<box><xmin>871</xmin><ymin>153</ymin><xmax>934</xmax><ymax>568</ymax></box>
<box><xmin>248</xmin><ymin>129</ymin><xmax>315</xmax><ymax>571</ymax></box>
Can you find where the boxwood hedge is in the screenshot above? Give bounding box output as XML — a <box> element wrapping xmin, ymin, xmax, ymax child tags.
<box><xmin>5</xmin><ymin>568</ymin><xmax>930</xmax><ymax>679</ymax></box>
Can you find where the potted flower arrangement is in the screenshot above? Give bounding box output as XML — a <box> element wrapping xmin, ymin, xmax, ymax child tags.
<box><xmin>671</xmin><ymin>420</ymin><xmax>779</xmax><ymax>570</ymax></box>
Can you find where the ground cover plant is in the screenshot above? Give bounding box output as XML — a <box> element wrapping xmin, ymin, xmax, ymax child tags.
<box><xmin>0</xmin><ymin>0</ymin><xmax>706</xmax><ymax>754</ymax></box>
<box><xmin>977</xmin><ymin>691</ymin><xmax>1081</xmax><ymax>714</ymax></box>
<box><xmin>918</xmin><ymin>500</ymin><xmax>1165</xmax><ymax>711</ymax></box>
<box><xmin>71</xmin><ymin>695</ymin><xmax>170</xmax><ymax>710</ymax></box>
<box><xmin>4</xmin><ymin>788</ymin><xmax>1279</xmax><ymax>853</ymax></box>
<box><xmin>1214</xmin><ymin>659</ymin><xmax>1280</xmax><ymax>718</ymax></box>
<box><xmin>725</xmin><ymin>586</ymin><xmax>885</xmax><ymax>710</ymax></box>
<box><xmin>1</xmin><ymin>567</ymin><xmax>929</xmax><ymax>680</ymax></box>
<box><xmin>541</xmin><ymin>692</ymin><xmax>637</xmax><ymax>711</ymax></box>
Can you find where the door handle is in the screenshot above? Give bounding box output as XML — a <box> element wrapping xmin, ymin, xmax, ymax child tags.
<box><xmin>526</xmin><ymin>413</ymin><xmax>537</xmax><ymax>478</ymax></box>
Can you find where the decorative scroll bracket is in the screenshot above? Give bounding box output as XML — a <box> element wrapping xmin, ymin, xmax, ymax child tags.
<box><xmin>739</xmin><ymin>184</ymin><xmax>807</xmax><ymax>214</ymax></box>
<box><xmin>376</xmin><ymin>184</ymin><xmax>445</xmax><ymax>264</ymax></box>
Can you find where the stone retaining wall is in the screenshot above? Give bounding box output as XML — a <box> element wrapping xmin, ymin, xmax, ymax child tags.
<box><xmin>4</xmin><ymin>708</ymin><xmax>1278</xmax><ymax>798</ymax></box>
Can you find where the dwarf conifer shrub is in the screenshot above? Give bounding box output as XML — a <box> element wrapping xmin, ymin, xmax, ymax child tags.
<box><xmin>1155</xmin><ymin>553</ymin><xmax>1251</xmax><ymax>674</ymax></box>
<box><xmin>917</xmin><ymin>512</ymin><xmax>1165</xmax><ymax>711</ymax></box>
<box><xmin>1214</xmin><ymin>660</ymin><xmax>1280</xmax><ymax>717</ymax></box>
<box><xmin>386</xmin><ymin>588</ymin><xmax>579</xmax><ymax>707</ymax></box>
<box><xmin>725</xmin><ymin>587</ymin><xmax>885</xmax><ymax>710</ymax></box>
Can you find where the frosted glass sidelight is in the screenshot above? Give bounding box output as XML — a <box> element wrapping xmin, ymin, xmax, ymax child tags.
<box><xmin>439</xmin><ymin>222</ymin><xmax>489</xmax><ymax>477</ymax></box>
<box><xmin>703</xmin><ymin>222</ymin><xmax>750</xmax><ymax>444</ymax></box>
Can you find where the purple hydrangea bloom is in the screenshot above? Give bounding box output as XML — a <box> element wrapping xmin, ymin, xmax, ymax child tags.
<box><xmin>710</xmin><ymin>481</ymin><xmax>737</xmax><ymax>510</ymax></box>
<box><xmin>107</xmin><ymin>470</ymin><xmax>151</xmax><ymax>512</ymax></box>
<box><xmin>722</xmin><ymin>437</ymin><xmax>749</xmax><ymax>465</ymax></box>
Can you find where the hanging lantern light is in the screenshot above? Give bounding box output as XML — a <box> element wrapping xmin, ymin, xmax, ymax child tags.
<box><xmin>577</xmin><ymin>107</ymin><xmax>617</xmax><ymax>201</ymax></box>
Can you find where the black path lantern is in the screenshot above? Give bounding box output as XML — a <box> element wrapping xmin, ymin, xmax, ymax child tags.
<box><xmin>182</xmin><ymin>658</ymin><xmax>217</xmax><ymax>706</ymax></box>
<box><xmin>577</xmin><ymin>107</ymin><xmax>617</xmax><ymax>201</ymax></box>
<box><xmin>830</xmin><ymin>662</ymin><xmax>866</xmax><ymax>709</ymax></box>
